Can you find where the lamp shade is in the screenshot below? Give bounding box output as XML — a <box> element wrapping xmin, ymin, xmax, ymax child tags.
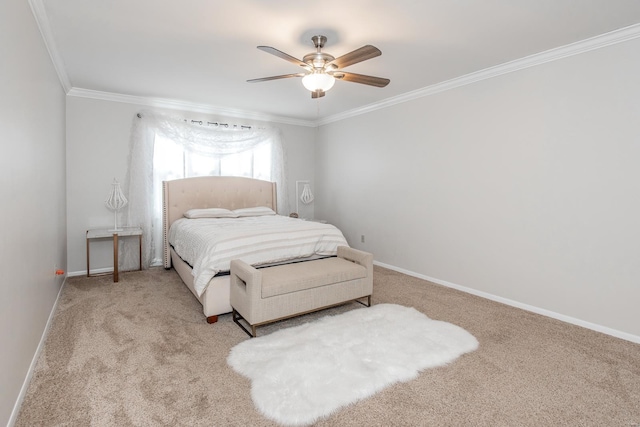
<box><xmin>105</xmin><ymin>178</ymin><xmax>128</xmax><ymax>231</ymax></box>
<box><xmin>300</xmin><ymin>183</ymin><xmax>314</xmax><ymax>204</ymax></box>
<box><xmin>302</xmin><ymin>73</ymin><xmax>335</xmax><ymax>92</ymax></box>
<box><xmin>295</xmin><ymin>180</ymin><xmax>314</xmax><ymax>219</ymax></box>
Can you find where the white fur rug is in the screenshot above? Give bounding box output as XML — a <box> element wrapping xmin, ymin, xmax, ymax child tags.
<box><xmin>227</xmin><ymin>304</ymin><xmax>479</xmax><ymax>426</ymax></box>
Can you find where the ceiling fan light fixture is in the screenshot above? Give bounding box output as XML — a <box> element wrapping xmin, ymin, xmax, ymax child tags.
<box><xmin>302</xmin><ymin>73</ymin><xmax>335</xmax><ymax>92</ymax></box>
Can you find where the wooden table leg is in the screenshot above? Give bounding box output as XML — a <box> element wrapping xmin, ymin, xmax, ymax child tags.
<box><xmin>139</xmin><ymin>234</ymin><xmax>142</xmax><ymax>271</ymax></box>
<box><xmin>113</xmin><ymin>233</ymin><xmax>119</xmax><ymax>282</ymax></box>
<box><xmin>86</xmin><ymin>233</ymin><xmax>90</xmax><ymax>277</ymax></box>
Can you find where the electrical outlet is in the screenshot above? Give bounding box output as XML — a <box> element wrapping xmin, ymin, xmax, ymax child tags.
<box><xmin>361</xmin><ymin>235</ymin><xmax>365</xmax><ymax>243</ymax></box>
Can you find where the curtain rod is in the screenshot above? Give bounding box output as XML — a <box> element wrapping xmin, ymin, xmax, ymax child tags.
<box><xmin>136</xmin><ymin>113</ymin><xmax>251</xmax><ymax>129</ymax></box>
<box><xmin>189</xmin><ymin>120</ymin><xmax>252</xmax><ymax>130</ymax></box>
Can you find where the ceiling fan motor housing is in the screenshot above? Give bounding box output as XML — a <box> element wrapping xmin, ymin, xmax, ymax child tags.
<box><xmin>303</xmin><ymin>52</ymin><xmax>335</xmax><ymax>70</ymax></box>
<box><xmin>304</xmin><ymin>35</ymin><xmax>335</xmax><ymax>70</ymax></box>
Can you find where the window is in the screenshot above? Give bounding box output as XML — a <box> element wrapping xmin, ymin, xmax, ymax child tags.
<box><xmin>149</xmin><ymin>133</ymin><xmax>274</xmax><ymax>265</ymax></box>
<box><xmin>153</xmin><ymin>133</ymin><xmax>271</xmax><ymax>181</ymax></box>
<box><xmin>124</xmin><ymin>111</ymin><xmax>286</xmax><ymax>270</ymax></box>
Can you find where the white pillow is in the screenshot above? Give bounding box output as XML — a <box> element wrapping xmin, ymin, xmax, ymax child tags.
<box><xmin>184</xmin><ymin>208</ymin><xmax>239</xmax><ymax>219</ymax></box>
<box><xmin>233</xmin><ymin>206</ymin><xmax>277</xmax><ymax>217</ymax></box>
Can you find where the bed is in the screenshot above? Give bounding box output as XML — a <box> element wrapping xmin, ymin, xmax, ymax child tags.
<box><xmin>162</xmin><ymin>176</ymin><xmax>348</xmax><ymax>323</ymax></box>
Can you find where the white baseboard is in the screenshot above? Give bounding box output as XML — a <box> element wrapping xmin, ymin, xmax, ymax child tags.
<box><xmin>7</xmin><ymin>277</ymin><xmax>67</xmax><ymax>427</ymax></box>
<box><xmin>374</xmin><ymin>261</ymin><xmax>640</xmax><ymax>345</ymax></box>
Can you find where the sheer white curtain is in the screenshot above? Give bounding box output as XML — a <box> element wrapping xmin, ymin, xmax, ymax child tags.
<box><xmin>122</xmin><ymin>110</ymin><xmax>288</xmax><ymax>269</ymax></box>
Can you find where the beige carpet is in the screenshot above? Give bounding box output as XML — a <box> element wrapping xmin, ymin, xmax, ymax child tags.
<box><xmin>15</xmin><ymin>266</ymin><xmax>640</xmax><ymax>426</ymax></box>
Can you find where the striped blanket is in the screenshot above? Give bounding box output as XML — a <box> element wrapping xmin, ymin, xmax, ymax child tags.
<box><xmin>169</xmin><ymin>215</ymin><xmax>349</xmax><ymax>296</ymax></box>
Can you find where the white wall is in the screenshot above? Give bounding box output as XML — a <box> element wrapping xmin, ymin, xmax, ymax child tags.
<box><xmin>0</xmin><ymin>0</ymin><xmax>67</xmax><ymax>424</ymax></box>
<box><xmin>315</xmin><ymin>37</ymin><xmax>640</xmax><ymax>339</ymax></box>
<box><xmin>66</xmin><ymin>97</ymin><xmax>316</xmax><ymax>274</ymax></box>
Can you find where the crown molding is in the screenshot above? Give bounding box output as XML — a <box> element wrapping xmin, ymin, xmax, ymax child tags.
<box><xmin>318</xmin><ymin>23</ymin><xmax>640</xmax><ymax>126</ymax></box>
<box><xmin>55</xmin><ymin>19</ymin><xmax>640</xmax><ymax>128</ymax></box>
<box><xmin>28</xmin><ymin>0</ymin><xmax>72</xmax><ymax>93</ymax></box>
<box><xmin>67</xmin><ymin>88</ymin><xmax>317</xmax><ymax>127</ymax></box>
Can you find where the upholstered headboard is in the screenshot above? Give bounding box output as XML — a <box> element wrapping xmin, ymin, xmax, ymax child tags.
<box><xmin>162</xmin><ymin>176</ymin><xmax>277</xmax><ymax>268</ymax></box>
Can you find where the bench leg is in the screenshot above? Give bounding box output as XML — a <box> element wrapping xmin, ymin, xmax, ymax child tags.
<box><xmin>356</xmin><ymin>295</ymin><xmax>372</xmax><ymax>307</ymax></box>
<box><xmin>232</xmin><ymin>309</ymin><xmax>257</xmax><ymax>338</ymax></box>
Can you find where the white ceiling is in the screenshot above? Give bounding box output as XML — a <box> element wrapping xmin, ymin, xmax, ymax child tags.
<box><xmin>37</xmin><ymin>0</ymin><xmax>640</xmax><ymax>124</ymax></box>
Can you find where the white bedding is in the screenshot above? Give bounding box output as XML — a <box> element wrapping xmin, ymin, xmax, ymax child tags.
<box><xmin>169</xmin><ymin>215</ymin><xmax>349</xmax><ymax>296</ymax></box>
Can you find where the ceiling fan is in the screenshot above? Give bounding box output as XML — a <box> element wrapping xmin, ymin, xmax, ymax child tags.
<box><xmin>247</xmin><ymin>35</ymin><xmax>390</xmax><ymax>98</ymax></box>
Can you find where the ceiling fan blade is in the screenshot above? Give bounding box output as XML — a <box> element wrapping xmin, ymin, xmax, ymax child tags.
<box><xmin>257</xmin><ymin>46</ymin><xmax>311</xmax><ymax>70</ymax></box>
<box><xmin>247</xmin><ymin>73</ymin><xmax>306</xmax><ymax>83</ymax></box>
<box><xmin>327</xmin><ymin>45</ymin><xmax>381</xmax><ymax>69</ymax></box>
<box><xmin>333</xmin><ymin>72</ymin><xmax>390</xmax><ymax>87</ymax></box>
<box><xmin>311</xmin><ymin>90</ymin><xmax>325</xmax><ymax>99</ymax></box>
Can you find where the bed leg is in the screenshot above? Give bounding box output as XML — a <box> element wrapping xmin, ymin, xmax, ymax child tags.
<box><xmin>206</xmin><ymin>315</ymin><xmax>219</xmax><ymax>324</ymax></box>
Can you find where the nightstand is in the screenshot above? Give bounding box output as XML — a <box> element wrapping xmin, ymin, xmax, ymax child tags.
<box><xmin>86</xmin><ymin>226</ymin><xmax>143</xmax><ymax>282</ymax></box>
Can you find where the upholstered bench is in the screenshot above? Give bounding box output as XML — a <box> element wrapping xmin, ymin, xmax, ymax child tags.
<box><xmin>230</xmin><ymin>246</ymin><xmax>373</xmax><ymax>337</ymax></box>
